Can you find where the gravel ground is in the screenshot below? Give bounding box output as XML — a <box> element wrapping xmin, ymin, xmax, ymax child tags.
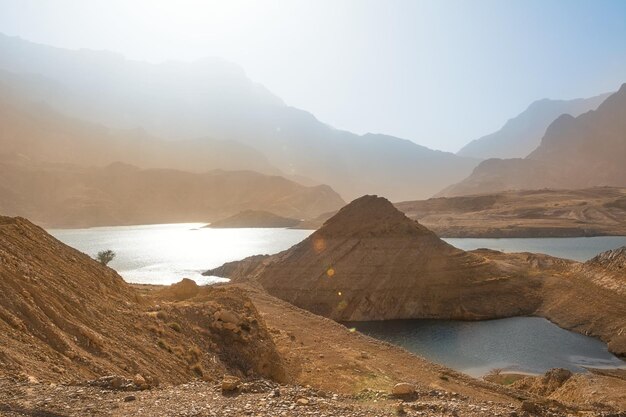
<box><xmin>0</xmin><ymin>377</ymin><xmax>606</xmax><ymax>417</ymax></box>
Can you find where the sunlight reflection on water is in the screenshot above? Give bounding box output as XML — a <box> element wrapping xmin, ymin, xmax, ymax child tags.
<box><xmin>49</xmin><ymin>223</ymin><xmax>313</xmax><ymax>285</ymax></box>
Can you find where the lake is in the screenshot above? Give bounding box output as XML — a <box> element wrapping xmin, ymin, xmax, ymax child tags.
<box><xmin>345</xmin><ymin>317</ymin><xmax>626</xmax><ymax>377</ymax></box>
<box><xmin>49</xmin><ymin>224</ymin><xmax>626</xmax><ymax>285</ymax></box>
<box><xmin>49</xmin><ymin>223</ymin><xmax>312</xmax><ymax>285</ymax></box>
<box><xmin>443</xmin><ymin>236</ymin><xmax>626</xmax><ymax>262</ymax></box>
<box><xmin>49</xmin><ymin>223</ymin><xmax>626</xmax><ymax>376</ymax></box>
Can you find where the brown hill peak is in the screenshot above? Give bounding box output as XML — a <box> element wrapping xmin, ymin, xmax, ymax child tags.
<box><xmin>317</xmin><ymin>195</ymin><xmax>435</xmax><ymax>238</ymax></box>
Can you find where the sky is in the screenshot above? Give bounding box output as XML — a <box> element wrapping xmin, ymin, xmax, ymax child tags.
<box><xmin>0</xmin><ymin>0</ymin><xmax>625</xmax><ymax>152</ymax></box>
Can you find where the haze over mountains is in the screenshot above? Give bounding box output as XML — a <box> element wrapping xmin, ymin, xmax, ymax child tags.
<box><xmin>0</xmin><ymin>33</ymin><xmax>478</xmax><ymax>201</ymax></box>
<box><xmin>457</xmin><ymin>93</ymin><xmax>611</xmax><ymax>159</ymax></box>
<box><xmin>0</xmin><ymin>156</ymin><xmax>343</xmax><ymax>228</ymax></box>
<box><xmin>442</xmin><ymin>84</ymin><xmax>626</xmax><ymax>197</ymax></box>
<box><xmin>1</xmin><ymin>32</ymin><xmax>625</xmax><ymax>221</ymax></box>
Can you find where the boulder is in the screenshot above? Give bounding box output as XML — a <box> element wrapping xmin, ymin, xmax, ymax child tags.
<box><xmin>392</xmin><ymin>382</ymin><xmax>415</xmax><ymax>396</ymax></box>
<box><xmin>221</xmin><ymin>375</ymin><xmax>241</xmax><ymax>392</ymax></box>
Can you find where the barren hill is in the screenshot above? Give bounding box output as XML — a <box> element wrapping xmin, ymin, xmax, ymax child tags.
<box><xmin>0</xmin><ymin>215</ymin><xmax>285</xmax><ymax>384</ymax></box>
<box><xmin>395</xmin><ymin>187</ymin><xmax>626</xmax><ymax>237</ymax></box>
<box><xmin>442</xmin><ymin>84</ymin><xmax>626</xmax><ymax>197</ymax></box>
<box><xmin>206</xmin><ymin>196</ymin><xmax>537</xmax><ymax>321</ymax></box>
<box><xmin>206</xmin><ymin>195</ymin><xmax>626</xmax><ymax>357</ymax></box>
<box><xmin>0</xmin><ymin>158</ymin><xmax>344</xmax><ymax>228</ymax></box>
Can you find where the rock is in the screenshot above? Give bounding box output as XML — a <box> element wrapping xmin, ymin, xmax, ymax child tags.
<box><xmin>214</xmin><ymin>309</ymin><xmax>242</xmax><ymax>326</ymax></box>
<box><xmin>542</xmin><ymin>368</ymin><xmax>572</xmax><ymax>385</ymax></box>
<box><xmin>221</xmin><ymin>375</ymin><xmax>241</xmax><ymax>392</ymax></box>
<box><xmin>296</xmin><ymin>398</ymin><xmax>309</xmax><ymax>406</ymax></box>
<box><xmin>123</xmin><ymin>395</ymin><xmax>136</xmax><ymax>402</ymax></box>
<box><xmin>392</xmin><ymin>383</ymin><xmax>415</xmax><ymax>396</ymax></box>
<box><xmin>133</xmin><ymin>374</ymin><xmax>148</xmax><ymax>390</ymax></box>
<box><xmin>110</xmin><ymin>376</ymin><xmax>124</xmax><ymax>389</ymax></box>
<box><xmin>520</xmin><ymin>400</ymin><xmax>542</xmax><ymax>415</ymax></box>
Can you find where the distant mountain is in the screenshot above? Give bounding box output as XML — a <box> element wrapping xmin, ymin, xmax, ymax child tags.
<box><xmin>206</xmin><ymin>210</ymin><xmax>301</xmax><ymax>228</ymax></box>
<box><xmin>440</xmin><ymin>84</ymin><xmax>626</xmax><ymax>197</ymax></box>
<box><xmin>0</xmin><ymin>33</ymin><xmax>478</xmax><ymax>201</ymax></box>
<box><xmin>0</xmin><ymin>76</ymin><xmax>279</xmax><ymax>175</ymax></box>
<box><xmin>0</xmin><ymin>157</ymin><xmax>345</xmax><ymax>228</ymax></box>
<box><xmin>457</xmin><ymin>93</ymin><xmax>610</xmax><ymax>159</ymax></box>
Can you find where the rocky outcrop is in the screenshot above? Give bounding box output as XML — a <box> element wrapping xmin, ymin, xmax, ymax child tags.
<box><xmin>586</xmin><ymin>246</ymin><xmax>626</xmax><ymax>271</ymax></box>
<box><xmin>206</xmin><ymin>210</ymin><xmax>301</xmax><ymax>228</ymax></box>
<box><xmin>152</xmin><ymin>281</ymin><xmax>287</xmax><ymax>383</ymax></box>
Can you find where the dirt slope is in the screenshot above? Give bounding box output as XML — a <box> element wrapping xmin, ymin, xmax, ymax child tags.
<box><xmin>0</xmin><ymin>216</ymin><xmax>285</xmax><ymax>384</ymax></box>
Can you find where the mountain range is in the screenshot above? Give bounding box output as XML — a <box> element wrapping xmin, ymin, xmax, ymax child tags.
<box><xmin>0</xmin><ymin>33</ymin><xmax>478</xmax><ymax>201</ymax></box>
<box><xmin>441</xmin><ymin>84</ymin><xmax>626</xmax><ymax>196</ymax></box>
<box><xmin>0</xmin><ymin>156</ymin><xmax>344</xmax><ymax>228</ymax></box>
<box><xmin>457</xmin><ymin>93</ymin><xmax>610</xmax><ymax>159</ymax></box>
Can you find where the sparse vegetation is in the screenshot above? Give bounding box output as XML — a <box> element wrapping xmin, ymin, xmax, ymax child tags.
<box><xmin>168</xmin><ymin>322</ymin><xmax>182</xmax><ymax>333</ymax></box>
<box><xmin>95</xmin><ymin>249</ymin><xmax>116</xmax><ymax>266</ymax></box>
<box><xmin>190</xmin><ymin>363</ymin><xmax>204</xmax><ymax>377</ymax></box>
<box><xmin>157</xmin><ymin>339</ymin><xmax>172</xmax><ymax>353</ymax></box>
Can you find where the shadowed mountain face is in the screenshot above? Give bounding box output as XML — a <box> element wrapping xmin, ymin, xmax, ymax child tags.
<box><xmin>0</xmin><ymin>157</ymin><xmax>345</xmax><ymax>228</ymax></box>
<box><xmin>441</xmin><ymin>84</ymin><xmax>626</xmax><ymax>197</ymax></box>
<box><xmin>0</xmin><ymin>33</ymin><xmax>478</xmax><ymax>201</ymax></box>
<box><xmin>457</xmin><ymin>93</ymin><xmax>610</xmax><ymax>159</ymax></box>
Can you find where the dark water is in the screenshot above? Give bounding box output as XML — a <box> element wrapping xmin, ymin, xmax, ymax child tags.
<box><xmin>345</xmin><ymin>317</ymin><xmax>626</xmax><ymax>377</ymax></box>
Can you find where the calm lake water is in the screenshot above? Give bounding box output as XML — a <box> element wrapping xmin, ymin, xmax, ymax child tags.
<box><xmin>49</xmin><ymin>224</ymin><xmax>626</xmax><ymax>285</ymax></box>
<box><xmin>49</xmin><ymin>223</ymin><xmax>626</xmax><ymax>376</ymax></box>
<box><xmin>346</xmin><ymin>317</ymin><xmax>626</xmax><ymax>377</ymax></box>
<box><xmin>49</xmin><ymin>223</ymin><xmax>312</xmax><ymax>285</ymax></box>
<box><xmin>443</xmin><ymin>236</ymin><xmax>626</xmax><ymax>262</ymax></box>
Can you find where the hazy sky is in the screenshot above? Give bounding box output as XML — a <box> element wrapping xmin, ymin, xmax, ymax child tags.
<box><xmin>1</xmin><ymin>0</ymin><xmax>625</xmax><ymax>152</ymax></box>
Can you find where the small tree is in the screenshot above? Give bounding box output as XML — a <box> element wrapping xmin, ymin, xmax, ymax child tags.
<box><xmin>96</xmin><ymin>249</ymin><xmax>116</xmax><ymax>266</ymax></box>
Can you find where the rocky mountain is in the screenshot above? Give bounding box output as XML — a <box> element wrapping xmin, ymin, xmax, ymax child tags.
<box><xmin>206</xmin><ymin>195</ymin><xmax>535</xmax><ymax>321</ymax></box>
<box><xmin>206</xmin><ymin>195</ymin><xmax>626</xmax><ymax>357</ymax></box>
<box><xmin>0</xmin><ymin>215</ymin><xmax>285</xmax><ymax>384</ymax></box>
<box><xmin>441</xmin><ymin>84</ymin><xmax>626</xmax><ymax>196</ymax></box>
<box><xmin>0</xmin><ymin>157</ymin><xmax>344</xmax><ymax>228</ymax></box>
<box><xmin>458</xmin><ymin>93</ymin><xmax>610</xmax><ymax>159</ymax></box>
<box><xmin>207</xmin><ymin>210</ymin><xmax>301</xmax><ymax>228</ymax></box>
<box><xmin>0</xmin><ymin>33</ymin><xmax>478</xmax><ymax>201</ymax></box>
